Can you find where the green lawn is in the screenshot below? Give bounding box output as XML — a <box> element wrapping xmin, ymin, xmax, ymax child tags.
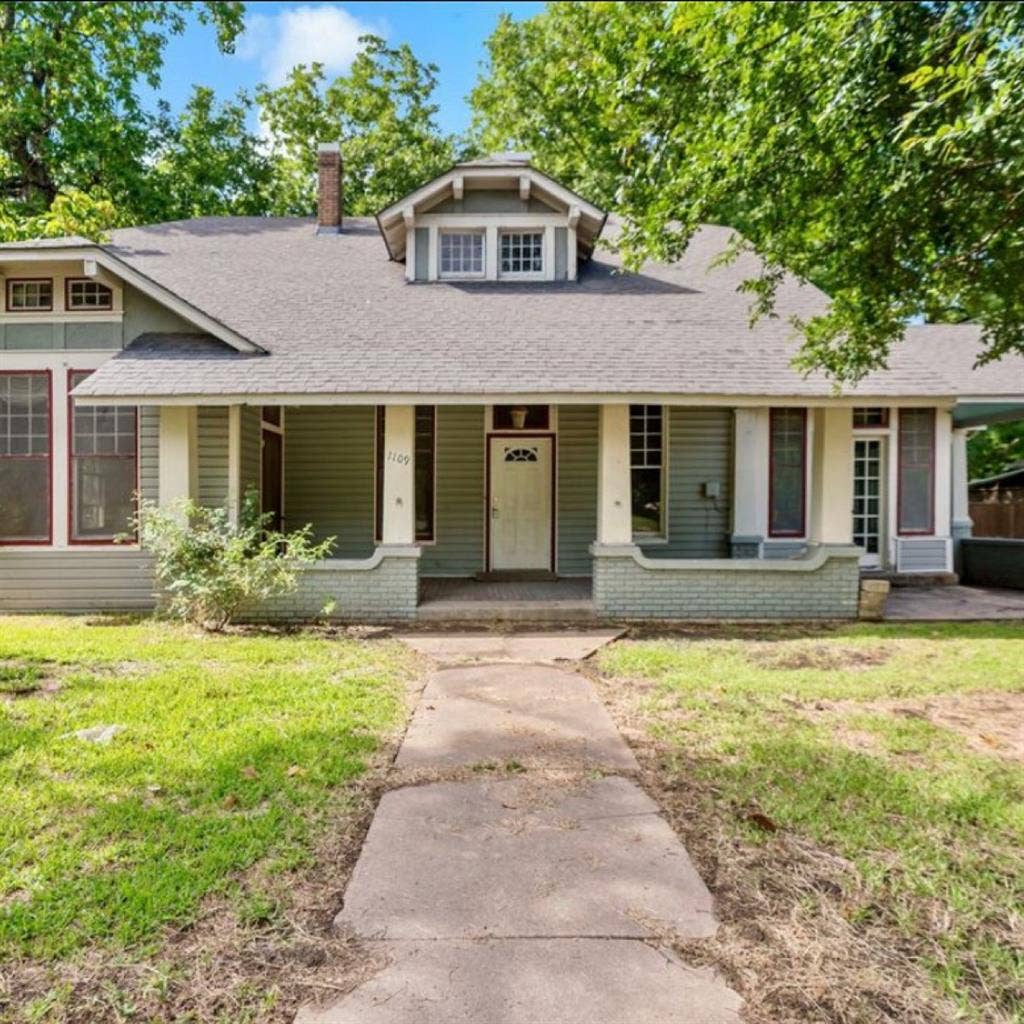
<box><xmin>0</xmin><ymin>616</ymin><xmax>413</xmax><ymax>970</ymax></box>
<box><xmin>599</xmin><ymin>623</ymin><xmax>1024</xmax><ymax>1022</ymax></box>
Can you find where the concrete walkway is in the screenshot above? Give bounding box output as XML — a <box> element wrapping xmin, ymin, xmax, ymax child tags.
<box><xmin>296</xmin><ymin>633</ymin><xmax>741</xmax><ymax>1024</ymax></box>
<box><xmin>885</xmin><ymin>584</ymin><xmax>1024</xmax><ymax>620</ymax></box>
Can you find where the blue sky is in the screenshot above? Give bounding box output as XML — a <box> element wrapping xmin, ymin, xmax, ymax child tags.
<box><xmin>145</xmin><ymin>2</ymin><xmax>544</xmax><ymax>136</ymax></box>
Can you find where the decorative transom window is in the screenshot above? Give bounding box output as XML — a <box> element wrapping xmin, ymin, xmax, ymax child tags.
<box><xmin>853</xmin><ymin>407</ymin><xmax>889</xmax><ymax>428</ymax></box>
<box><xmin>439</xmin><ymin>231</ymin><xmax>484</xmax><ymax>276</ymax></box>
<box><xmin>504</xmin><ymin>446</ymin><xmax>539</xmax><ymax>463</ymax></box>
<box><xmin>6</xmin><ymin>279</ymin><xmax>53</xmax><ymax>311</ymax></box>
<box><xmin>500</xmin><ymin>231</ymin><xmax>543</xmax><ymax>275</ymax></box>
<box><xmin>630</xmin><ymin>404</ymin><xmax>665</xmax><ymax>536</ymax></box>
<box><xmin>67</xmin><ymin>279</ymin><xmax>113</xmax><ymax>311</ymax></box>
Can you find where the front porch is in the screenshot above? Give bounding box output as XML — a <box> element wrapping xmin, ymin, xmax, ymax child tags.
<box><xmin>144</xmin><ymin>399</ymin><xmax>895</xmax><ymax>622</ymax></box>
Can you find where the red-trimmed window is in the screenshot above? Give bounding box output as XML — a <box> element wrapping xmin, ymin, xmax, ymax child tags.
<box><xmin>0</xmin><ymin>371</ymin><xmax>52</xmax><ymax>543</ymax></box>
<box><xmin>897</xmin><ymin>407</ymin><xmax>935</xmax><ymax>535</ymax></box>
<box><xmin>769</xmin><ymin>408</ymin><xmax>807</xmax><ymax>537</ymax></box>
<box><xmin>68</xmin><ymin>371</ymin><xmax>137</xmax><ymax>542</ymax></box>
<box><xmin>66</xmin><ymin>278</ymin><xmax>113</xmax><ymax>311</ymax></box>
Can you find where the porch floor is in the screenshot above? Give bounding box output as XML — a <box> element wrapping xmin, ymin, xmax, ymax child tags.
<box><xmin>418</xmin><ymin>577</ymin><xmax>596</xmax><ymax>622</ymax></box>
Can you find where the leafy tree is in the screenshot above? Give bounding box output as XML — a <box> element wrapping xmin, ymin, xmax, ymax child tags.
<box><xmin>257</xmin><ymin>36</ymin><xmax>458</xmax><ymax>216</ymax></box>
<box><xmin>149</xmin><ymin>86</ymin><xmax>274</xmax><ymax>220</ymax></box>
<box><xmin>0</xmin><ymin>0</ymin><xmax>244</xmax><ymax>230</ymax></box>
<box><xmin>472</xmin><ymin>2</ymin><xmax>1024</xmax><ymax>384</ymax></box>
<box><xmin>968</xmin><ymin>423</ymin><xmax>1024</xmax><ymax>482</ymax></box>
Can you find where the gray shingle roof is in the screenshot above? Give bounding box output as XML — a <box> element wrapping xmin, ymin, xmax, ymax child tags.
<box><xmin>64</xmin><ymin>215</ymin><xmax>1024</xmax><ymax>400</ymax></box>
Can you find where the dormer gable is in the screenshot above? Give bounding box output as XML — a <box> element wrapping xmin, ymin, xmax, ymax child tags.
<box><xmin>374</xmin><ymin>154</ymin><xmax>606</xmax><ymax>283</ymax></box>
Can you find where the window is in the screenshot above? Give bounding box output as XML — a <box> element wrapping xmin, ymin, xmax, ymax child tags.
<box><xmin>66</xmin><ymin>279</ymin><xmax>113</xmax><ymax>311</ymax></box>
<box><xmin>769</xmin><ymin>408</ymin><xmax>806</xmax><ymax>537</ymax></box>
<box><xmin>630</xmin><ymin>404</ymin><xmax>664</xmax><ymax>536</ymax></box>
<box><xmin>439</xmin><ymin>231</ymin><xmax>484</xmax><ymax>276</ymax></box>
<box><xmin>6</xmin><ymin>278</ymin><xmax>52</xmax><ymax>312</ymax></box>
<box><xmin>898</xmin><ymin>407</ymin><xmax>935</xmax><ymax>534</ymax></box>
<box><xmin>500</xmin><ymin>231</ymin><xmax>543</xmax><ymax>275</ymax></box>
<box><xmin>375</xmin><ymin>406</ymin><xmax>436</xmax><ymax>542</ymax></box>
<box><xmin>0</xmin><ymin>372</ymin><xmax>51</xmax><ymax>542</ymax></box>
<box><xmin>853</xmin><ymin>407</ymin><xmax>889</xmax><ymax>428</ymax></box>
<box><xmin>68</xmin><ymin>371</ymin><xmax>137</xmax><ymax>542</ymax></box>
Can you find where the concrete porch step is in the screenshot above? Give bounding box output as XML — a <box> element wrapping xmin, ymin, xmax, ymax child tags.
<box><xmin>417</xmin><ymin>600</ymin><xmax>597</xmax><ymax>623</ymax></box>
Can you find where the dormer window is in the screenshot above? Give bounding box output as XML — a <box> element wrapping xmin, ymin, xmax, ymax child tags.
<box><xmin>66</xmin><ymin>278</ymin><xmax>113</xmax><ymax>311</ymax></box>
<box><xmin>6</xmin><ymin>279</ymin><xmax>53</xmax><ymax>312</ymax></box>
<box><xmin>500</xmin><ymin>231</ymin><xmax>544</xmax><ymax>276</ymax></box>
<box><xmin>439</xmin><ymin>231</ymin><xmax>484</xmax><ymax>278</ymax></box>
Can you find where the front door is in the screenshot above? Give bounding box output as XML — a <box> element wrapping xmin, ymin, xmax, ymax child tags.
<box><xmin>488</xmin><ymin>436</ymin><xmax>553</xmax><ymax>571</ymax></box>
<box><xmin>852</xmin><ymin>437</ymin><xmax>885</xmax><ymax>568</ymax></box>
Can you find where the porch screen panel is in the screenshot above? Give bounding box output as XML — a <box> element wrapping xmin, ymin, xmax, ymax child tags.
<box><xmin>769</xmin><ymin>408</ymin><xmax>806</xmax><ymax>536</ymax></box>
<box><xmin>69</xmin><ymin>370</ymin><xmax>137</xmax><ymax>541</ymax></box>
<box><xmin>629</xmin><ymin>404</ymin><xmax>664</xmax><ymax>536</ymax></box>
<box><xmin>0</xmin><ymin>372</ymin><xmax>51</xmax><ymax>542</ymax></box>
<box><xmin>898</xmin><ymin>408</ymin><xmax>935</xmax><ymax>534</ymax></box>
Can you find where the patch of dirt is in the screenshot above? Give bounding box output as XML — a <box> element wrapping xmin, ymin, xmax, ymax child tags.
<box><xmin>0</xmin><ymin>669</ymin><xmax>427</xmax><ymax>1024</ymax></box>
<box><xmin>806</xmin><ymin>690</ymin><xmax>1024</xmax><ymax>763</ymax></box>
<box><xmin>585</xmin><ymin>664</ymin><xmax>963</xmax><ymax>1024</ymax></box>
<box><xmin>747</xmin><ymin>642</ymin><xmax>892</xmax><ymax>672</ymax></box>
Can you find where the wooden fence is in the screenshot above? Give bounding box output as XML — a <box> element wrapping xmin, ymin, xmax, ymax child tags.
<box><xmin>969</xmin><ymin>501</ymin><xmax>1024</xmax><ymax>539</ymax></box>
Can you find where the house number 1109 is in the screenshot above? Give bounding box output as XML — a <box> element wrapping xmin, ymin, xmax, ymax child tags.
<box><xmin>386</xmin><ymin>450</ymin><xmax>411</xmax><ymax>465</ymax></box>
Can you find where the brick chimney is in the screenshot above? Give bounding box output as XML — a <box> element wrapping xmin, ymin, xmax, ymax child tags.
<box><xmin>316</xmin><ymin>141</ymin><xmax>342</xmax><ymax>233</ymax></box>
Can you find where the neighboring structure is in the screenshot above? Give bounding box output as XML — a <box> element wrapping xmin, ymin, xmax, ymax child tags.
<box><xmin>969</xmin><ymin>462</ymin><xmax>1024</xmax><ymax>540</ymax></box>
<box><xmin>3</xmin><ymin>147</ymin><xmax>1023</xmax><ymax>620</ymax></box>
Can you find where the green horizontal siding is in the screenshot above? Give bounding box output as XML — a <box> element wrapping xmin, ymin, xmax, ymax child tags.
<box><xmin>139</xmin><ymin>407</ymin><xmax>160</xmax><ymax>503</ymax></box>
<box><xmin>284</xmin><ymin>406</ymin><xmax>375</xmax><ymax>558</ymax></box>
<box><xmin>558</xmin><ymin>405</ymin><xmax>598</xmax><ymax>575</ymax></box>
<box><xmin>197</xmin><ymin>406</ymin><xmax>229</xmax><ymax>509</ymax></box>
<box><xmin>642</xmin><ymin>407</ymin><xmax>733</xmax><ymax>559</ymax></box>
<box><xmin>240</xmin><ymin>407</ymin><xmax>261</xmax><ymax>507</ymax></box>
<box><xmin>421</xmin><ymin>406</ymin><xmax>485</xmax><ymax>576</ymax></box>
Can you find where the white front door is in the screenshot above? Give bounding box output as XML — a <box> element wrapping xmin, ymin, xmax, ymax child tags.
<box><xmin>852</xmin><ymin>437</ymin><xmax>885</xmax><ymax>568</ymax></box>
<box><xmin>489</xmin><ymin>436</ymin><xmax>553</xmax><ymax>571</ymax></box>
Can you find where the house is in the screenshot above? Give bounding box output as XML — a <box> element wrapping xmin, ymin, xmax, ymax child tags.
<box><xmin>2</xmin><ymin>148</ymin><xmax>1023</xmax><ymax>620</ymax></box>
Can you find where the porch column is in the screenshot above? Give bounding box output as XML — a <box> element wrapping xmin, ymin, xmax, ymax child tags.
<box><xmin>951</xmin><ymin>425</ymin><xmax>973</xmax><ymax>570</ymax></box>
<box><xmin>158</xmin><ymin>406</ymin><xmax>198</xmax><ymax>517</ymax></box>
<box><xmin>597</xmin><ymin>404</ymin><xmax>633</xmax><ymax>545</ymax></box>
<box><xmin>731</xmin><ymin>407</ymin><xmax>769</xmax><ymax>556</ymax></box>
<box><xmin>808</xmin><ymin>406</ymin><xmax>854</xmax><ymax>546</ymax></box>
<box><xmin>380</xmin><ymin>404</ymin><xmax>416</xmax><ymax>545</ymax></box>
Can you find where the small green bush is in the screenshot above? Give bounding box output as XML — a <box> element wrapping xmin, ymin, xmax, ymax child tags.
<box><xmin>132</xmin><ymin>492</ymin><xmax>334</xmax><ymax>630</ymax></box>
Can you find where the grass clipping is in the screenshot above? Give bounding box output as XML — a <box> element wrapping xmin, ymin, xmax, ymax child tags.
<box><xmin>590</xmin><ymin>669</ymin><xmax>960</xmax><ymax>1024</ymax></box>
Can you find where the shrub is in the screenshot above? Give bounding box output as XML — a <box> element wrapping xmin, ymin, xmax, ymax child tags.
<box><xmin>132</xmin><ymin>492</ymin><xmax>334</xmax><ymax>630</ymax></box>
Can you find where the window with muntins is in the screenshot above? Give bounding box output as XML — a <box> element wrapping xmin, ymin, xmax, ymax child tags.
<box><xmin>66</xmin><ymin>279</ymin><xmax>113</xmax><ymax>311</ymax></box>
<box><xmin>630</xmin><ymin>404</ymin><xmax>664</xmax><ymax>536</ymax></box>
<box><xmin>69</xmin><ymin>371</ymin><xmax>137</xmax><ymax>542</ymax></box>
<box><xmin>439</xmin><ymin>231</ymin><xmax>484</xmax><ymax>276</ymax></box>
<box><xmin>0</xmin><ymin>372</ymin><xmax>51</xmax><ymax>542</ymax></box>
<box><xmin>375</xmin><ymin>406</ymin><xmax>436</xmax><ymax>542</ymax></box>
<box><xmin>853</xmin><ymin>407</ymin><xmax>889</xmax><ymax>428</ymax></box>
<box><xmin>500</xmin><ymin>231</ymin><xmax>543</xmax><ymax>275</ymax></box>
<box><xmin>6</xmin><ymin>279</ymin><xmax>52</xmax><ymax>311</ymax></box>
<box><xmin>898</xmin><ymin>407</ymin><xmax>935</xmax><ymax>534</ymax></box>
<box><xmin>769</xmin><ymin>408</ymin><xmax>806</xmax><ymax>537</ymax></box>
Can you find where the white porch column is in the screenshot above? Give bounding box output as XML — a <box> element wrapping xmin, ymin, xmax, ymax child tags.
<box><xmin>597</xmin><ymin>404</ymin><xmax>633</xmax><ymax>545</ymax></box>
<box><xmin>731</xmin><ymin>407</ymin><xmax>769</xmax><ymax>556</ymax></box>
<box><xmin>809</xmin><ymin>406</ymin><xmax>854</xmax><ymax>545</ymax></box>
<box><xmin>380</xmin><ymin>404</ymin><xmax>416</xmax><ymax>545</ymax></box>
<box><xmin>951</xmin><ymin>425</ymin><xmax>973</xmax><ymax>569</ymax></box>
<box><xmin>226</xmin><ymin>405</ymin><xmax>242</xmax><ymax>526</ymax></box>
<box><xmin>158</xmin><ymin>406</ymin><xmax>198</xmax><ymax>516</ymax></box>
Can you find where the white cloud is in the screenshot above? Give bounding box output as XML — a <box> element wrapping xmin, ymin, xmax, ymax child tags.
<box><xmin>238</xmin><ymin>4</ymin><xmax>380</xmax><ymax>86</ymax></box>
